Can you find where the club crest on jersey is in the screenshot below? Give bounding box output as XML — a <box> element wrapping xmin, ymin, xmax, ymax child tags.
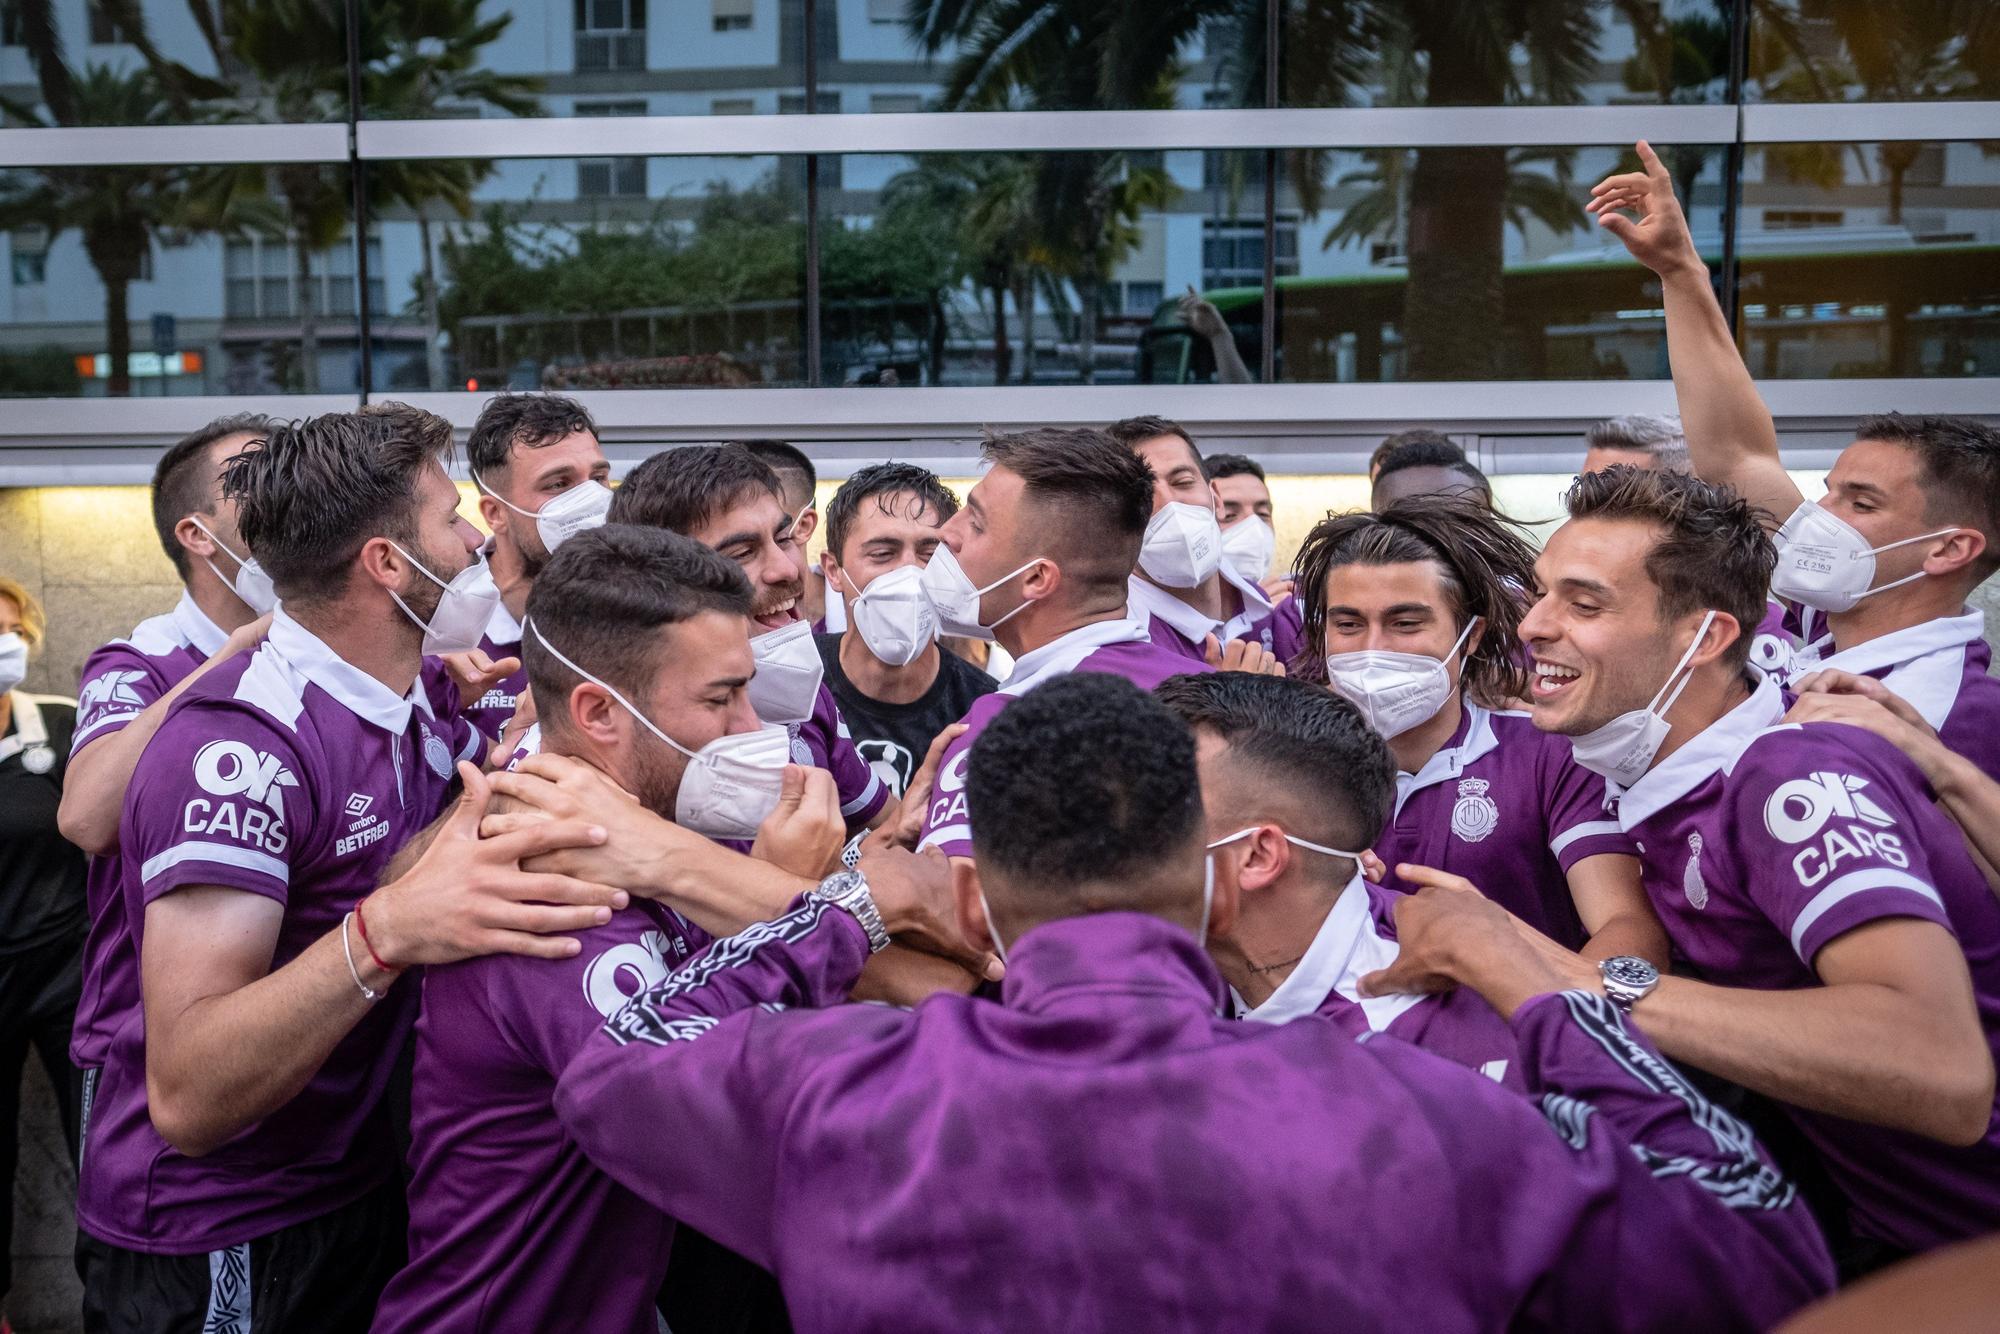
<box><xmin>1764</xmin><ymin>771</ymin><xmax>1894</xmax><ymax>844</ymax></box>
<box><xmin>1683</xmin><ymin>832</ymin><xmax>1708</xmax><ymax>910</ymax></box>
<box><xmin>21</xmin><ymin>745</ymin><xmax>54</xmax><ymax>775</ymax></box>
<box><xmin>420</xmin><ymin>726</ymin><xmax>453</xmax><ymax>778</ymax></box>
<box><xmin>583</xmin><ymin>929</ymin><xmax>674</xmax><ymax>1018</ymax></box>
<box><xmin>1450</xmin><ymin>778</ymin><xmax>1499</xmax><ymax>843</ymax></box>
<box><xmin>787</xmin><ymin>724</ymin><xmax>814</xmax><ymax>767</ymax></box>
<box><xmin>80</xmin><ymin>669</ymin><xmax>146</xmax><ymax>712</ymax></box>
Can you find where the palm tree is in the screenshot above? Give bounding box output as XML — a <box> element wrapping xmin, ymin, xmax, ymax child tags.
<box><xmin>1321</xmin><ymin>146</ymin><xmax>1587</xmax><ymax>258</ymax></box>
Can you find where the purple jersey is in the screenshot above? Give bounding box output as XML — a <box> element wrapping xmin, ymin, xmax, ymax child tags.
<box><xmin>371</xmin><ymin>898</ymin><xmax>710</xmax><ymax>1333</ymax></box>
<box><xmin>918</xmin><ymin>620</ymin><xmax>1209</xmax><ymax>858</ymax></box>
<box><xmin>77</xmin><ymin>612</ymin><xmax>484</xmax><ymax>1255</ymax></box>
<box><xmin>463</xmin><ymin>598</ymin><xmax>528</xmax><ymax>744</ymax></box>
<box><xmin>1744</xmin><ymin>599</ymin><xmax>1796</xmax><ymax>683</ymax></box>
<box><xmin>68</xmin><ymin>595</ymin><xmax>233</xmax><ymax>1069</ymax></box>
<box><xmin>1238</xmin><ymin>876</ymin><xmax>1526</xmax><ymax>1091</ymax></box>
<box><xmin>1377</xmin><ymin>702</ymin><xmax>1634</xmax><ymax>950</ymax></box>
<box><xmin>1614</xmin><ymin>675</ymin><xmax>2000</xmax><ymax>1252</ymax></box>
<box><xmin>556</xmin><ymin>901</ymin><xmax>1831</xmax><ymax>1330</ymax></box>
<box><xmin>792</xmin><ymin>684</ymin><xmax>887</xmax><ymax>831</ymax></box>
<box><xmin>1126</xmin><ymin>567</ymin><xmax>1304</xmax><ymax>667</ymax></box>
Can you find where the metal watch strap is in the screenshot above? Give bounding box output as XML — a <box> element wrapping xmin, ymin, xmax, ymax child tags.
<box><xmin>812</xmin><ymin>871</ymin><xmax>890</xmax><ymax>954</ymax></box>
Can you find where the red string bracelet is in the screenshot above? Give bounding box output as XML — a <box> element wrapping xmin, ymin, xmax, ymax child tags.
<box><xmin>354</xmin><ymin>900</ymin><xmax>400</xmax><ymax>973</ymax></box>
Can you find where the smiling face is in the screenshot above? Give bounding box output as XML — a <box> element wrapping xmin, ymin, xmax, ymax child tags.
<box><xmin>687</xmin><ymin>485</ymin><xmax>807</xmax><ymax>631</ymax></box>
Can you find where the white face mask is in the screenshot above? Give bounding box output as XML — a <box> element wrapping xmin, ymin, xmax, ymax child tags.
<box><xmin>386</xmin><ymin>541</ymin><xmax>500</xmax><ymax>656</ymax></box>
<box><xmin>919</xmin><ymin>545</ymin><xmax>1044</xmax><ymax>642</ymax></box>
<box><xmin>1140</xmin><ymin>501</ymin><xmax>1224</xmax><ymax>589</ymax></box>
<box><xmin>527</xmin><ymin>617</ymin><xmax>791</xmax><ymax>839</ymax></box>
<box><xmin>1570</xmin><ymin>609</ymin><xmax>1716</xmax><ymax>787</ymax></box>
<box><xmin>842</xmin><ymin>563</ymin><xmax>937</xmax><ymax>668</ymax></box>
<box><xmin>747</xmin><ymin>618</ymin><xmax>824</xmax><ymax>725</ymax></box>
<box><xmin>0</xmin><ymin>632</ymin><xmax>26</xmax><ymax>694</ymax></box>
<box><xmin>189</xmin><ymin>517</ymin><xmax>278</xmax><ymax>615</ymax></box>
<box><xmin>1770</xmin><ymin>500</ymin><xmax>1959</xmax><ymax>614</ymax></box>
<box><xmin>475</xmin><ymin>473</ymin><xmax>613</xmax><ymax>556</ymax></box>
<box><xmin>1325</xmin><ymin>618</ymin><xmax>1479</xmax><ymax>741</ymax></box>
<box><xmin>1220</xmin><ymin>516</ymin><xmax>1277</xmax><ymax>584</ymax></box>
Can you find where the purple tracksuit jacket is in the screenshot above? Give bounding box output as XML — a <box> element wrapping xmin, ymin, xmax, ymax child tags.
<box><xmin>556</xmin><ymin>901</ymin><xmax>1832</xmax><ymax>1332</ymax></box>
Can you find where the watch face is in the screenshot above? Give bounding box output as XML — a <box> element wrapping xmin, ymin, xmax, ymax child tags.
<box><xmin>1602</xmin><ymin>956</ymin><xmax>1659</xmax><ymax>989</ymax></box>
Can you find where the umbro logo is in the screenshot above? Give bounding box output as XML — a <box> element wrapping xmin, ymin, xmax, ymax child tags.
<box><xmin>345</xmin><ymin>793</ymin><xmax>374</xmax><ymax>818</ymax></box>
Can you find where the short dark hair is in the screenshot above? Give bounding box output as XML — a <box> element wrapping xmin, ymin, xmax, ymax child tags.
<box><xmin>222</xmin><ymin>407</ymin><xmax>454</xmax><ymax>604</ymax></box>
<box><xmin>151</xmin><ymin>412</ymin><xmax>273</xmax><ymax>579</ymax></box>
<box><xmin>524</xmin><ymin>524</ymin><xmax>753</xmax><ymax>729</ymax></box>
<box><xmin>1371</xmin><ymin>429</ymin><xmax>1458</xmax><ymax>478</ymax></box>
<box><xmin>733</xmin><ymin>439</ymin><xmax>816</xmax><ymax>510</ymax></box>
<box><xmin>1564</xmin><ymin>465</ymin><xmax>1773</xmax><ymax>672</ymax></box>
<box><xmin>1204</xmin><ymin>452</ymin><xmax>1266</xmax><ymax>483</ymax></box>
<box><xmin>609</xmin><ymin>445</ymin><xmax>786</xmax><ymax>537</ymax></box>
<box><xmin>968</xmin><ymin>672</ymin><xmax>1203</xmax><ymax>898</ymax></box>
<box><xmin>1154</xmin><ymin>671</ymin><xmax>1392</xmax><ymax>855</ymax></box>
<box><xmin>1375</xmin><ymin>436</ymin><xmax>1487</xmax><ymax>496</ymax></box>
<box><xmin>467</xmin><ymin>393</ymin><xmax>597</xmax><ymax>480</ymax></box>
<box><xmin>1857</xmin><ymin>413</ymin><xmax>2000</xmax><ymax>579</ymax></box>
<box><xmin>1292</xmin><ymin>496</ymin><xmax>1538</xmax><ymax>699</ymax></box>
<box><xmin>980</xmin><ymin>428</ymin><xmax>1153</xmax><ymax>592</ymax></box>
<box><xmin>1107</xmin><ymin>414</ymin><xmax>1202</xmax><ymax>472</ymax></box>
<box><xmin>823</xmin><ymin>462</ymin><xmax>959</xmax><ymax>564</ymax></box>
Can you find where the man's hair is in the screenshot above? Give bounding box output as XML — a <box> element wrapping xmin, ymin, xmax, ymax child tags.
<box><xmin>1106</xmin><ymin>415</ymin><xmax>1202</xmax><ymax>474</ymax></box>
<box><xmin>823</xmin><ymin>462</ymin><xmax>959</xmax><ymax>564</ymax></box>
<box><xmin>1564</xmin><ymin>465</ymin><xmax>1773</xmax><ymax>672</ymax></box>
<box><xmin>1375</xmin><ymin>436</ymin><xmax>1489</xmax><ymax>496</ymax></box>
<box><xmin>1371</xmin><ymin>429</ymin><xmax>1459</xmax><ymax>479</ymax></box>
<box><xmin>1857</xmin><ymin>413</ymin><xmax>2000</xmax><ymax>579</ymax></box>
<box><xmin>222</xmin><ymin>407</ymin><xmax>454</xmax><ymax>603</ymax></box>
<box><xmin>151</xmin><ymin>412</ymin><xmax>274</xmax><ymax>579</ymax></box>
<box><xmin>467</xmin><ymin>393</ymin><xmax>597</xmax><ymax>480</ymax></box>
<box><xmin>1292</xmin><ymin>496</ymin><xmax>1539</xmax><ymax>698</ymax></box>
<box><xmin>968</xmin><ymin>672</ymin><xmax>1202</xmax><ymax>899</ymax></box>
<box><xmin>980</xmin><ymin>428</ymin><xmax>1153</xmax><ymax>595</ymax></box>
<box><xmin>733</xmin><ymin>439</ymin><xmax>816</xmax><ymax>512</ymax></box>
<box><xmin>0</xmin><ymin>576</ymin><xmax>45</xmax><ymax>650</ymax></box>
<box><xmin>1586</xmin><ymin>415</ymin><xmax>1689</xmax><ymax>472</ymax></box>
<box><xmin>609</xmin><ymin>445</ymin><xmax>785</xmax><ymax>536</ymax></box>
<box><xmin>1204</xmin><ymin>452</ymin><xmax>1266</xmax><ymax>483</ymax></box>
<box><xmin>524</xmin><ymin>524</ymin><xmax>753</xmax><ymax>733</ymax></box>
<box><xmin>1154</xmin><ymin>672</ymin><xmax>1392</xmax><ymax>855</ymax></box>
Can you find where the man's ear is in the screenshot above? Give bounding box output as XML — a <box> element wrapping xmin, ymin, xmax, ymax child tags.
<box><xmin>819</xmin><ymin>548</ymin><xmax>842</xmax><ymax>590</ymax></box>
<box><xmin>355</xmin><ymin>535</ymin><xmax>407</xmax><ymax>593</ymax></box>
<box><xmin>477</xmin><ymin>492</ymin><xmax>510</xmax><ymax>538</ymax></box>
<box><xmin>174</xmin><ymin>515</ymin><xmax>220</xmax><ymax>563</ymax></box>
<box><xmin>793</xmin><ymin>507</ymin><xmax>820</xmax><ymax>547</ymax></box>
<box><xmin>951</xmin><ymin>858</ymin><xmax>998</xmax><ymax>955</ymax></box>
<box><xmin>1928</xmin><ymin>526</ymin><xmax>1987</xmax><ymax>578</ymax></box>
<box><xmin>569</xmin><ymin>683</ymin><xmax>624</xmax><ymax>749</ymax></box>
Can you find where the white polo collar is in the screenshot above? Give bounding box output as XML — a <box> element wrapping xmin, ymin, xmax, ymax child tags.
<box><xmin>485</xmin><ymin>596</ymin><xmax>525</xmax><ymax>649</ymax></box>
<box><xmin>1614</xmin><ymin>675</ymin><xmax>1785</xmax><ymax>829</ymax></box>
<box><xmin>170</xmin><ymin>591</ymin><xmax>230</xmax><ymax>659</ymax></box>
<box><xmin>1392</xmin><ymin>700</ymin><xmax>1500</xmax><ymax>815</ymax></box>
<box><xmin>1000</xmin><ymin>617</ymin><xmax>1152</xmax><ymax>697</ymax></box>
<box><xmin>1791</xmin><ymin>608</ymin><xmax>1984</xmax><ymax>732</ymax></box>
<box><xmin>1240</xmin><ymin>873</ymin><xmax>1423</xmax><ymax>1030</ymax></box>
<box><xmin>265</xmin><ymin>611</ymin><xmax>436</xmax><ymax>735</ymax></box>
<box><xmin>1126</xmin><ymin>565</ymin><xmax>1274</xmax><ymax>649</ymax></box>
<box><xmin>0</xmin><ymin>690</ymin><xmax>48</xmax><ymax>766</ymax></box>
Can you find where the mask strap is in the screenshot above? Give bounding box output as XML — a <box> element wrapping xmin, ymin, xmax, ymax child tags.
<box><xmin>469</xmin><ymin>469</ymin><xmax>536</xmax><ymax>520</ymax></box>
<box><xmin>1208</xmin><ymin>825</ymin><xmax>1368</xmax><ymax>861</ymax></box>
<box><xmin>1865</xmin><ymin>526</ymin><xmax>1961</xmax><ymax>559</ymax></box>
<box><xmin>1649</xmin><ymin>609</ymin><xmax>1718</xmax><ymax>717</ymax></box>
<box><xmin>1852</xmin><ymin>568</ymin><xmax>1931</xmax><ymax>603</ymax></box>
<box><xmin>524</xmin><ymin>617</ymin><xmax>699</xmax><ymax>762</ymax></box>
<box><xmin>976</xmin><ymin>556</ymin><xmax>1045</xmax><ymax>598</ymax></box>
<box><xmin>1197</xmin><ymin>856</ymin><xmax>1215</xmax><ymax>950</ymax></box>
<box><xmin>1444</xmin><ymin>616</ymin><xmax>1480</xmax><ymax>666</ymax></box>
<box><xmin>386</xmin><ymin>539</ymin><xmax>450</xmax><ymax>591</ymax></box>
<box><xmin>189</xmin><ymin>516</ymin><xmax>252</xmax><ymax>570</ymax></box>
<box><xmin>784</xmin><ymin>502</ymin><xmax>814</xmax><ymax>545</ymax></box>
<box><xmin>975</xmin><ymin>884</ymin><xmax>1009</xmax><ymax>965</ymax></box>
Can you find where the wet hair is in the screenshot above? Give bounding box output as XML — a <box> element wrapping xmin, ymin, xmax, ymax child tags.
<box><xmin>1154</xmin><ymin>671</ymin><xmax>1391</xmax><ymax>856</ymax></box>
<box><xmin>1374</xmin><ymin>436</ymin><xmax>1489</xmax><ymax>499</ymax></box>
<box><xmin>1586</xmin><ymin>414</ymin><xmax>1688</xmax><ymax>472</ymax></box>
<box><xmin>1563</xmin><ymin>465</ymin><xmax>1773</xmax><ymax>672</ymax></box>
<box><xmin>1857</xmin><ymin>413</ymin><xmax>2000</xmax><ymax>580</ymax></box>
<box><xmin>609</xmin><ymin>445</ymin><xmax>786</xmax><ymax>537</ymax></box>
<box><xmin>524</xmin><ymin>523</ymin><xmax>752</xmax><ymax>733</ymax></box>
<box><xmin>151</xmin><ymin>412</ymin><xmax>274</xmax><ymax>579</ymax></box>
<box><xmin>467</xmin><ymin>393</ymin><xmax>598</xmax><ymax>480</ymax></box>
<box><xmin>968</xmin><ymin>672</ymin><xmax>1203</xmax><ymax>900</ymax></box>
<box><xmin>823</xmin><ymin>462</ymin><xmax>959</xmax><ymax>565</ymax></box>
<box><xmin>733</xmin><ymin>439</ymin><xmax>817</xmax><ymax>512</ymax></box>
<box><xmin>1291</xmin><ymin>495</ymin><xmax>1538</xmax><ymax>699</ymax></box>
<box><xmin>1204</xmin><ymin>452</ymin><xmax>1266</xmax><ymax>483</ymax></box>
<box><xmin>222</xmin><ymin>407</ymin><xmax>454</xmax><ymax>604</ymax></box>
<box><xmin>980</xmin><ymin>427</ymin><xmax>1154</xmax><ymax>595</ymax></box>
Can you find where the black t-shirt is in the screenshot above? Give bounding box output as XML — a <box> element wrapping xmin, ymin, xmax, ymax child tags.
<box><xmin>815</xmin><ymin>633</ymin><xmax>997</xmax><ymax>798</ymax></box>
<box><xmin>0</xmin><ymin>692</ymin><xmax>88</xmax><ymax>953</ymax></box>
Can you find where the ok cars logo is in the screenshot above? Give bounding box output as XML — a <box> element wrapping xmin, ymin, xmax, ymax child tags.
<box><xmin>1763</xmin><ymin>771</ymin><xmax>1894</xmax><ymax>844</ymax></box>
<box><xmin>80</xmin><ymin>670</ymin><xmax>146</xmax><ymax>712</ymax></box>
<box><xmin>193</xmin><ymin>739</ymin><xmax>299</xmax><ymax>821</ymax></box>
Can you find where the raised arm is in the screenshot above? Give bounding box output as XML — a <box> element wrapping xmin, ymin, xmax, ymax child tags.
<box><xmin>1589</xmin><ymin>141</ymin><xmax>1802</xmax><ymax>526</ymax></box>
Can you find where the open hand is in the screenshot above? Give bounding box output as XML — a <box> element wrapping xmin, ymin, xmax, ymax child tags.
<box><xmin>443</xmin><ymin>647</ymin><xmax>521</xmax><ymax>714</ymax></box>
<box><xmin>1788</xmin><ymin>669</ymin><xmax>1947</xmax><ymax>783</ymax></box>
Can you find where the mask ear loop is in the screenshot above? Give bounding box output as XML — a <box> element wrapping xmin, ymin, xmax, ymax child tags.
<box><xmin>1849</xmin><ymin>528</ymin><xmax>1964</xmax><ymax>604</ymax></box>
<box><xmin>524</xmin><ymin>617</ymin><xmax>700</xmax><ymax>763</ymax></box>
<box><xmin>1649</xmin><ymin>609</ymin><xmax>1718</xmax><ymax>718</ymax></box>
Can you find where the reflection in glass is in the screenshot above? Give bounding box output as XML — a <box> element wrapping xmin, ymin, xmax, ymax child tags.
<box><xmin>1748</xmin><ymin>2</ymin><xmax>2000</xmax><ymax>103</ymax></box>
<box><xmin>366</xmin><ymin>157</ymin><xmax>803</xmax><ymax>393</ymax></box>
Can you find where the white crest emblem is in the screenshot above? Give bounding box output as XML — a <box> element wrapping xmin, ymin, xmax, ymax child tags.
<box><xmin>21</xmin><ymin>745</ymin><xmax>54</xmax><ymax>775</ymax></box>
<box><xmin>1763</xmin><ymin>771</ymin><xmax>1895</xmax><ymax>844</ymax></box>
<box><xmin>420</xmin><ymin>727</ymin><xmax>453</xmax><ymax>779</ymax></box>
<box><xmin>787</xmin><ymin>724</ymin><xmax>814</xmax><ymax>767</ymax></box>
<box><xmin>1450</xmin><ymin>777</ymin><xmax>1499</xmax><ymax>843</ymax></box>
<box><xmin>1683</xmin><ymin>831</ymin><xmax>1708</xmax><ymax>910</ymax></box>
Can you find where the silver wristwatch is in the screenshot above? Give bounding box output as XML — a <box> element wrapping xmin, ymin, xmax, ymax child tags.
<box><xmin>810</xmin><ymin>869</ymin><xmax>890</xmax><ymax>954</ymax></box>
<box><xmin>1598</xmin><ymin>956</ymin><xmax>1661</xmax><ymax>1014</ymax></box>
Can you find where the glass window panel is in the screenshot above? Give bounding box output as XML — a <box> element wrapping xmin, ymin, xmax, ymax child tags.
<box><xmin>1262</xmin><ymin>144</ymin><xmax>1728</xmax><ymax>382</ymax></box>
<box><xmin>1737</xmin><ymin>141</ymin><xmax>2000</xmax><ymax>378</ymax></box>
<box><xmin>363</xmin><ymin>155</ymin><xmax>804</xmax><ymax>394</ymax></box>
<box><xmin>1748</xmin><ymin>5</ymin><xmax>1998</xmax><ymax>102</ymax></box>
<box><xmin>1280</xmin><ymin>0</ymin><xmax>1732</xmax><ymax>107</ymax></box>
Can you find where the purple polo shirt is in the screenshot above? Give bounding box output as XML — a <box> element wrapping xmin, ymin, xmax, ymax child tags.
<box><xmin>791</xmin><ymin>684</ymin><xmax>887</xmax><ymax>831</ymax></box>
<box><xmin>68</xmin><ymin>594</ymin><xmax>232</xmax><ymax>1069</ymax></box>
<box><xmin>1377</xmin><ymin>701</ymin><xmax>1633</xmax><ymax>950</ymax></box>
<box><xmin>1125</xmin><ymin>567</ymin><xmax>1305</xmax><ymax>668</ymax></box>
<box><xmin>371</xmin><ymin>897</ymin><xmax>710</xmax><ymax>1333</ymax></box>
<box><xmin>77</xmin><ymin>612</ymin><xmax>483</xmax><ymax>1255</ymax></box>
<box><xmin>918</xmin><ymin>619</ymin><xmax>1210</xmax><ymax>858</ymax></box>
<box><xmin>1237</xmin><ymin>876</ymin><xmax>1526</xmax><ymax>1092</ymax></box>
<box><xmin>1613</xmin><ymin>674</ymin><xmax>2000</xmax><ymax>1253</ymax></box>
<box><xmin>463</xmin><ymin>598</ymin><xmax>529</xmax><ymax>745</ymax></box>
<box><xmin>555</xmin><ymin>901</ymin><xmax>1831</xmax><ymax>1330</ymax></box>
<box><xmin>1744</xmin><ymin>599</ymin><xmax>1796</xmax><ymax>683</ymax></box>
